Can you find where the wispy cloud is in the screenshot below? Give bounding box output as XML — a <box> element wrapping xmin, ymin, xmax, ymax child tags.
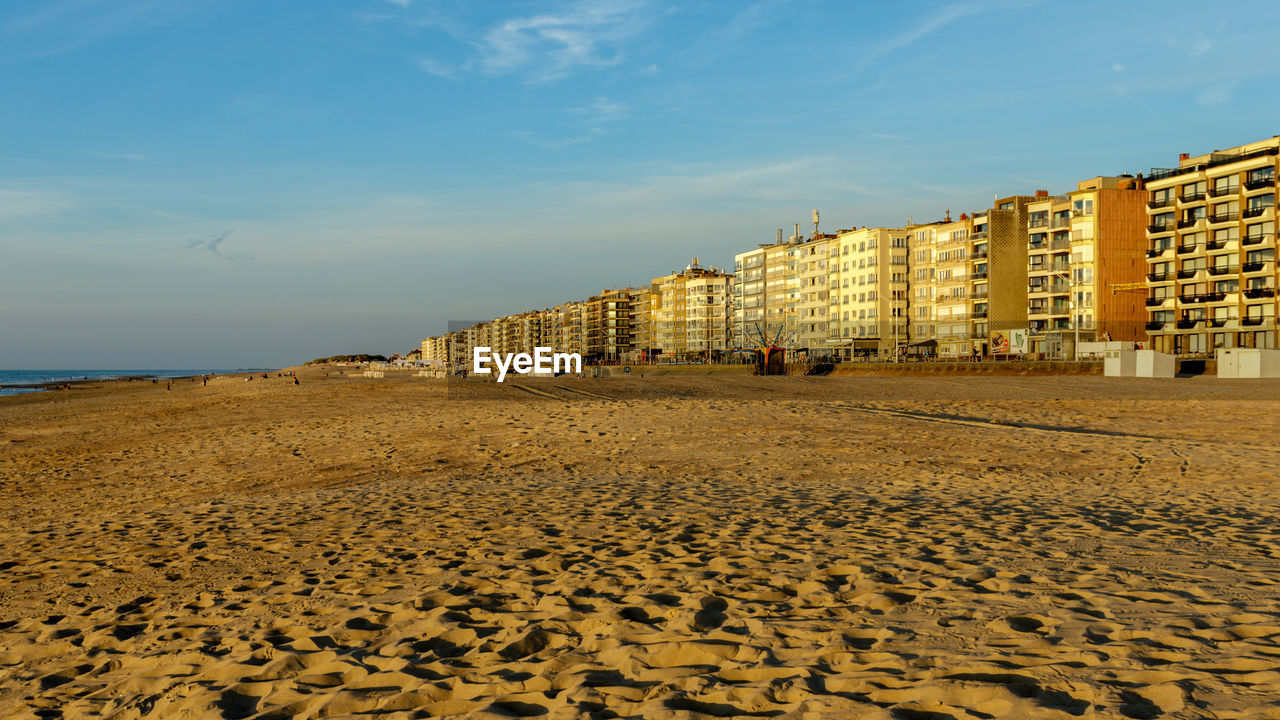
<box><xmin>1</xmin><ymin>1</ymin><xmax>187</xmax><ymax>63</ymax></box>
<box><xmin>417</xmin><ymin>57</ymin><xmax>457</xmax><ymax>79</ymax></box>
<box><xmin>508</xmin><ymin>131</ymin><xmax>594</xmax><ymax>150</ymax></box>
<box><xmin>568</xmin><ymin>97</ymin><xmax>629</xmax><ymax>131</ymax></box>
<box><xmin>853</xmin><ymin>1</ymin><xmax>1023</xmax><ymax>73</ymax></box>
<box><xmin>0</xmin><ymin>189</ymin><xmax>70</xmax><ymax>219</ymax></box>
<box><xmin>182</xmin><ymin>230</ymin><xmax>250</xmax><ymax>262</ymax></box>
<box><xmin>92</xmin><ymin>150</ymin><xmax>149</xmax><ymax>162</ymax></box>
<box><xmin>414</xmin><ymin>0</ymin><xmax>652</xmax><ymax>84</ymax></box>
<box><xmin>1196</xmin><ymin>79</ymin><xmax>1239</xmax><ymax>107</ymax></box>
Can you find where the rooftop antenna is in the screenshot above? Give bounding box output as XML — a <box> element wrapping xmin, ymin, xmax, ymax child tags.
<box><xmin>793</xmin><ymin>222</ymin><xmax>800</xmax><ymax>243</ymax></box>
<box><xmin>776</xmin><ymin>228</ymin><xmax>783</xmax><ymax>245</ymax></box>
<box><xmin>812</xmin><ymin>209</ymin><xmax>820</xmax><ymax>238</ymax></box>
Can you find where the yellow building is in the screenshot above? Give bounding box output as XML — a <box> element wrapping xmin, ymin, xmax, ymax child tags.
<box><xmin>826</xmin><ymin>226</ymin><xmax>912</xmax><ymax>359</ymax></box>
<box><xmin>651</xmin><ymin>259</ymin><xmax>732</xmax><ymax>360</ymax></box>
<box><xmin>1144</xmin><ymin>135</ymin><xmax>1279</xmax><ymax>354</ymax></box>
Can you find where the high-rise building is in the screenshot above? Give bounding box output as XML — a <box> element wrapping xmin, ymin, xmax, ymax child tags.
<box><xmin>1144</xmin><ymin>136</ymin><xmax>1279</xmax><ymax>354</ymax></box>
<box><xmin>826</xmin><ymin>226</ymin><xmax>912</xmax><ymax>360</ymax></box>
<box><xmin>651</xmin><ymin>260</ymin><xmax>733</xmax><ymax>360</ymax></box>
<box><xmin>584</xmin><ymin>289</ymin><xmax>636</xmax><ymax>361</ymax></box>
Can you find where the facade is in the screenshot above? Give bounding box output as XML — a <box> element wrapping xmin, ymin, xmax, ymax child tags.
<box><xmin>826</xmin><ymin>226</ymin><xmax>912</xmax><ymax>359</ymax></box>
<box><xmin>908</xmin><ymin>222</ymin><xmax>941</xmax><ymax>347</ymax></box>
<box><xmin>789</xmin><ymin>235</ymin><xmax>835</xmax><ymax>351</ymax></box>
<box><xmin>931</xmin><ymin>214</ymin><xmax>978</xmax><ymax>356</ymax></box>
<box><xmin>651</xmin><ymin>260</ymin><xmax>733</xmax><ymax>360</ymax></box>
<box><xmin>1145</xmin><ymin>136</ymin><xmax>1279</xmax><ymax>354</ymax></box>
<box><xmin>733</xmin><ymin>239</ymin><xmax>793</xmax><ymax>348</ymax></box>
<box><xmin>584</xmin><ymin>288</ymin><xmax>635</xmax><ymax>361</ymax></box>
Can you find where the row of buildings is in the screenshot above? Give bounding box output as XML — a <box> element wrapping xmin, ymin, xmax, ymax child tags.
<box><xmin>419</xmin><ymin>261</ymin><xmax>734</xmax><ymax>367</ymax></box>
<box><xmin>421</xmin><ymin>134</ymin><xmax>1280</xmax><ymax>364</ymax></box>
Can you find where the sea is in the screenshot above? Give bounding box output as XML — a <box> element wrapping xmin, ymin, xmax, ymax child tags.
<box><xmin>0</xmin><ymin>369</ymin><xmax>274</xmax><ymax>396</ymax></box>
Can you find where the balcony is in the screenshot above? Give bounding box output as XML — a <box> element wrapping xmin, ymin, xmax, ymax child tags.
<box><xmin>1176</xmin><ymin>269</ymin><xmax>1201</xmax><ymax>279</ymax></box>
<box><xmin>1244</xmin><ymin>287</ymin><xmax>1276</xmax><ymax>299</ymax></box>
<box><xmin>1243</xmin><ymin>234</ymin><xmax>1272</xmax><ymax>246</ymax></box>
<box><xmin>1146</xmin><ymin>321</ymin><xmax>1167</xmax><ymax>331</ymax></box>
<box><xmin>1050</xmin><ymin>238</ymin><xmax>1071</xmax><ymax>251</ymax></box>
<box><xmin>1209</xmin><ymin>318</ymin><xmax>1235</xmax><ymax>328</ymax></box>
<box><xmin>971</xmin><ymin>251</ymin><xmax>989</xmax><ymax>260</ymax></box>
<box><xmin>1177</xmin><ymin>216</ymin><xmax>1204</xmax><ymax>229</ymax></box>
<box><xmin>972</xmin><ymin>311</ymin><xmax>989</xmax><ymax>319</ymax></box>
<box><xmin>1176</xmin><ymin>319</ymin><xmax>1202</xmax><ymax>329</ymax></box>
<box><xmin>1028</xmin><ymin>285</ymin><xmax>1048</xmax><ymax>294</ymax></box>
<box><xmin>1147</xmin><ymin>272</ymin><xmax>1175</xmax><ymax>282</ymax></box>
<box><xmin>970</xmin><ymin>230</ymin><xmax>988</xmax><ymax>240</ymax></box>
<box><xmin>972</xmin><ymin>272</ymin><xmax>989</xmax><ymax>280</ymax></box>
<box><xmin>1177</xmin><ymin>244</ymin><xmax>1203</xmax><ymax>255</ymax></box>
<box><xmin>1243</xmin><ymin>317</ymin><xmax>1270</xmax><ymax>326</ymax></box>
<box><xmin>1180</xmin><ymin>192</ymin><xmax>1207</xmax><ymax>204</ymax></box>
<box><xmin>1148</xmin><ymin>197</ymin><xmax>1176</xmax><ymax>210</ymax></box>
<box><xmin>1243</xmin><ymin>205</ymin><xmax>1274</xmax><ymax>219</ymax></box>
<box><xmin>1209</xmin><ymin>185</ymin><xmax>1238</xmax><ymax>197</ymax></box>
<box><xmin>1208</xmin><ymin>211</ymin><xmax>1240</xmax><ymax>224</ymax></box>
<box><xmin>1180</xmin><ymin>295</ymin><xmax>1206</xmax><ymax>304</ymax></box>
<box><xmin>1205</xmin><ymin>292</ymin><xmax>1228</xmax><ymax>302</ymax></box>
<box><xmin>1243</xmin><ymin>261</ymin><xmax>1270</xmax><ymax>273</ymax></box>
<box><xmin>1145</xmin><ymin>297</ymin><xmax>1169</xmax><ymax>307</ymax></box>
<box><xmin>1050</xmin><ymin>284</ymin><xmax>1070</xmax><ymax>294</ymax></box>
<box><xmin>1208</xmin><ymin>265</ymin><xmax>1238</xmax><ymax>276</ymax></box>
<box><xmin>1148</xmin><ymin>223</ymin><xmax>1175</xmax><ymax>234</ymax></box>
<box><xmin>1028</xmin><ymin>218</ymin><xmax>1048</xmax><ymax>229</ymax></box>
<box><xmin>1244</xmin><ymin>176</ymin><xmax>1275</xmax><ymax>191</ymax></box>
<box><xmin>1050</xmin><ymin>217</ymin><xmax>1071</xmax><ymax>230</ymax></box>
<box><xmin>1206</xmin><ymin>238</ymin><xmax>1233</xmax><ymax>250</ymax></box>
<box><xmin>1147</xmin><ymin>246</ymin><xmax>1170</xmax><ymax>258</ymax></box>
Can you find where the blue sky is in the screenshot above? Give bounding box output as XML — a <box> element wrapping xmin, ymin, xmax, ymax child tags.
<box><xmin>3</xmin><ymin>0</ymin><xmax>1279</xmax><ymax>368</ymax></box>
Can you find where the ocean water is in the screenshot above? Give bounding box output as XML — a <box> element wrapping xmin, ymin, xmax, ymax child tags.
<box><xmin>0</xmin><ymin>369</ymin><xmax>269</xmax><ymax>396</ymax></box>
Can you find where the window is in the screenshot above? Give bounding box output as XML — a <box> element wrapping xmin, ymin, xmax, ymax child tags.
<box><xmin>1072</xmin><ymin>198</ymin><xmax>1094</xmax><ymax>216</ymax></box>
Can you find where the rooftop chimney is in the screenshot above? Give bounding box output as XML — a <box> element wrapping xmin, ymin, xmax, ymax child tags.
<box><xmin>1179</xmin><ymin>153</ymin><xmax>1190</xmax><ymax>162</ymax></box>
<box><xmin>1035</xmin><ymin>189</ymin><xmax>1049</xmax><ymax>198</ymax></box>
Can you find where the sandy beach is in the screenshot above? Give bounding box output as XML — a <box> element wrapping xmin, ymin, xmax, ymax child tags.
<box><xmin>2</xmin><ymin>369</ymin><xmax>1279</xmax><ymax>719</ymax></box>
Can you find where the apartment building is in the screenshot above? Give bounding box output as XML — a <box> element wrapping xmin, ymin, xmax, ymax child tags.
<box><xmin>788</xmin><ymin>235</ymin><xmax>835</xmax><ymax>351</ymax></box>
<box><xmin>584</xmin><ymin>288</ymin><xmax>636</xmax><ymax>361</ymax></box>
<box><xmin>826</xmin><ymin>226</ymin><xmax>911</xmax><ymax>359</ymax></box>
<box><xmin>629</xmin><ymin>286</ymin><xmax>654</xmax><ymax>361</ymax></box>
<box><xmin>733</xmin><ymin>239</ymin><xmax>792</xmax><ymax>348</ymax></box>
<box><xmin>1025</xmin><ymin>193</ymin><xmax>1073</xmax><ymax>354</ymax></box>
<box><xmin>931</xmin><ymin>214</ymin><xmax>978</xmax><ymax>356</ymax></box>
<box><xmin>987</xmin><ymin>195</ymin><xmax>1035</xmax><ymax>343</ymax></box>
<box><xmin>1145</xmin><ymin>136</ymin><xmax>1279</xmax><ymax>354</ymax></box>
<box><xmin>650</xmin><ymin>260</ymin><xmax>733</xmax><ymax>360</ymax></box>
<box><xmin>908</xmin><ymin>222</ymin><xmax>941</xmax><ymax>346</ymax></box>
<box><xmin>548</xmin><ymin>301</ymin><xmax>585</xmax><ymax>357</ymax></box>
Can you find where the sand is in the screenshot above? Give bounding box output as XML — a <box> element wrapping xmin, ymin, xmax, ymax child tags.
<box><xmin>1</xmin><ymin>369</ymin><xmax>1279</xmax><ymax>719</ymax></box>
